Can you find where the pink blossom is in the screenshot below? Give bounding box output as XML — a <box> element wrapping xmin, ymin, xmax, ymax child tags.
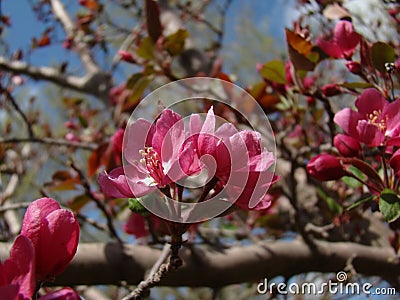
<box><xmin>188</xmin><ymin>107</ymin><xmax>278</xmax><ymax>210</ymax></box>
<box><xmin>317</xmin><ymin>20</ymin><xmax>360</xmax><ymax>59</ymax></box>
<box><xmin>99</xmin><ymin>107</ymin><xmax>278</xmax><ymax>212</ymax></box>
<box><xmin>334</xmin><ymin>88</ymin><xmax>400</xmax><ymax>147</ymax></box>
<box><xmin>20</xmin><ymin>198</ymin><xmax>80</xmax><ymax>281</ymax></box>
<box><xmin>0</xmin><ymin>235</ymin><xmax>35</xmax><ymax>300</ymax></box>
<box><xmin>99</xmin><ymin>109</ymin><xmax>199</xmax><ymax>198</ymax></box>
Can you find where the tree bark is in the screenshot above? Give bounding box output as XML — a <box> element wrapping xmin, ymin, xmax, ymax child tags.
<box><xmin>1</xmin><ymin>239</ymin><xmax>397</xmax><ymax>288</ymax></box>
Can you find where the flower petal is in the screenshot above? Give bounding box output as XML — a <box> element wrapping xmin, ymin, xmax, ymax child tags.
<box><xmin>4</xmin><ymin>235</ymin><xmax>35</xmax><ymax>299</ymax></box>
<box><xmin>334</xmin><ymin>108</ymin><xmax>364</xmax><ymax>139</ymax></box>
<box><xmin>98</xmin><ymin>167</ymin><xmax>134</xmax><ymax>198</ymax></box>
<box><xmin>37</xmin><ymin>210</ymin><xmax>79</xmax><ymax>279</ymax></box>
<box><xmin>355</xmin><ymin>88</ymin><xmax>387</xmax><ymax>115</ymax></box>
<box><xmin>124</xmin><ymin>118</ymin><xmax>154</xmax><ymax>166</ymax></box>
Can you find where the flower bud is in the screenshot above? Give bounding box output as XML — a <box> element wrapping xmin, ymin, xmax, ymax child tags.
<box><xmin>334</xmin><ymin>134</ymin><xmax>361</xmax><ymax>157</ymax></box>
<box><xmin>20</xmin><ymin>198</ymin><xmax>80</xmax><ymax>281</ymax></box>
<box><xmin>345</xmin><ymin>61</ymin><xmax>362</xmax><ymax>75</ymax></box>
<box><xmin>321</xmin><ymin>84</ymin><xmax>341</xmax><ymax>97</ymax></box>
<box><xmin>118</xmin><ymin>50</ymin><xmax>136</xmax><ymax>64</ymax></box>
<box><xmin>306</xmin><ymin>153</ymin><xmax>346</xmax><ymax>181</ymax></box>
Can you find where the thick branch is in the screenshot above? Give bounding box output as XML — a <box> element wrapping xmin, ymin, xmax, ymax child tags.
<box><xmin>0</xmin><ymin>58</ymin><xmax>111</xmax><ymax>102</ymax></box>
<box><xmin>0</xmin><ymin>240</ymin><xmax>396</xmax><ymax>288</ymax></box>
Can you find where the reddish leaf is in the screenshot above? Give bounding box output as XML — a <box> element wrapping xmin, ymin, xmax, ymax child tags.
<box><xmin>145</xmin><ymin>0</ymin><xmax>163</xmax><ymax>43</ymax></box>
<box><xmin>258</xmin><ymin>94</ymin><xmax>280</xmax><ymax>113</ymax></box>
<box><xmin>79</xmin><ymin>0</ymin><xmax>100</xmax><ymax>11</ymax></box>
<box><xmin>287</xmin><ymin>43</ymin><xmax>316</xmax><ymax>71</ymax></box>
<box><xmin>68</xmin><ymin>194</ymin><xmax>91</xmax><ymax>212</ymax></box>
<box><xmin>285</xmin><ymin>29</ymin><xmax>312</xmax><ymax>56</ymax></box>
<box><xmin>88</xmin><ymin>144</ymin><xmax>110</xmax><ymax>177</ymax></box>
<box><xmin>52</xmin><ymin>171</ymin><xmax>73</xmax><ymax>181</ymax></box>
<box><xmin>37</xmin><ymin>32</ymin><xmax>51</xmax><ymax>47</ymax></box>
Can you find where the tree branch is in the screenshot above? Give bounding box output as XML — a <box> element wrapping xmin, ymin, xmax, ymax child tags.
<box><xmin>0</xmin><ymin>57</ymin><xmax>112</xmax><ymax>102</ymax></box>
<box><xmin>50</xmin><ymin>0</ymin><xmax>100</xmax><ymax>74</ymax></box>
<box><xmin>1</xmin><ymin>240</ymin><xmax>395</xmax><ymax>288</ymax></box>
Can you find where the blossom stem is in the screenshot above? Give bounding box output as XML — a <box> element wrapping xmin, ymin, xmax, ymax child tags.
<box><xmin>346</xmin><ymin>171</ymin><xmax>381</xmax><ymax>194</ymax></box>
<box><xmin>379</xmin><ymin>148</ymin><xmax>390</xmax><ymax>189</ymax></box>
<box><xmin>197</xmin><ymin>176</ymin><xmax>219</xmax><ymax>203</ymax></box>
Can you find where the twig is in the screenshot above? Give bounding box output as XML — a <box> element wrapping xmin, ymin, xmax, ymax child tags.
<box><xmin>0</xmin><ymin>84</ymin><xmax>34</xmax><ymax>138</ymax></box>
<box><xmin>50</xmin><ymin>0</ymin><xmax>100</xmax><ymax>74</ymax></box>
<box><xmin>0</xmin><ymin>202</ymin><xmax>30</xmax><ymax>213</ymax></box>
<box><xmin>0</xmin><ymin>137</ymin><xmax>98</xmax><ymax>150</ymax></box>
<box><xmin>69</xmin><ymin>160</ymin><xmax>122</xmax><ymax>243</ymax></box>
<box><xmin>121</xmin><ymin>235</ymin><xmax>183</xmax><ymax>300</ymax></box>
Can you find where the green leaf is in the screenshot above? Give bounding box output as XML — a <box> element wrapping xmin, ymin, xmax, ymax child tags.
<box><xmin>137</xmin><ymin>37</ymin><xmax>155</xmax><ymax>60</ymax></box>
<box><xmin>164</xmin><ymin>29</ymin><xmax>189</xmax><ymax>56</ymax></box>
<box><xmin>316</xmin><ymin>188</ymin><xmax>343</xmax><ymax>214</ymax></box>
<box><xmin>126</xmin><ymin>75</ymin><xmax>153</xmax><ymax>106</ymax></box>
<box><xmin>371</xmin><ymin>42</ymin><xmax>395</xmax><ymax>74</ymax></box>
<box><xmin>128</xmin><ymin>198</ymin><xmax>149</xmax><ymax>215</ymax></box>
<box><xmin>347</xmin><ymin>194</ymin><xmax>375</xmax><ymax>211</ymax></box>
<box><xmin>339</xmin><ymin>82</ymin><xmax>374</xmax><ymax>89</ymax></box>
<box><xmin>379</xmin><ymin>189</ymin><xmax>400</xmax><ymax>222</ymax></box>
<box><xmin>259</xmin><ymin>60</ymin><xmax>286</xmax><ymax>84</ymax></box>
<box><xmin>126</xmin><ymin>73</ymin><xmax>144</xmax><ymax>90</ymax></box>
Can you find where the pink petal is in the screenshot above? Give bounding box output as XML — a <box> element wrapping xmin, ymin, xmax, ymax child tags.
<box><xmin>334</xmin><ymin>20</ymin><xmax>360</xmax><ymax>54</ymax></box>
<box><xmin>152</xmin><ymin>109</ymin><xmax>184</xmax><ymax>156</ymax></box>
<box><xmin>0</xmin><ymin>285</ymin><xmax>19</xmax><ymax>300</ymax></box>
<box><xmin>124</xmin><ymin>213</ymin><xmax>148</xmax><ymax>238</ymax></box>
<box><xmin>4</xmin><ymin>235</ymin><xmax>35</xmax><ymax>299</ymax></box>
<box><xmin>356</xmin><ymin>120</ymin><xmax>385</xmax><ymax>147</ymax></box>
<box><xmin>124</xmin><ymin>118</ymin><xmax>154</xmax><ymax>166</ymax></box>
<box><xmin>200</xmin><ymin>107</ymin><xmax>215</xmax><ymax>135</ymax></box>
<box><xmin>316</xmin><ymin>38</ymin><xmax>343</xmax><ymax>58</ymax></box>
<box><xmin>384</xmin><ymin>98</ymin><xmax>400</xmax><ymax>137</ymax></box>
<box><xmin>189</xmin><ymin>114</ymin><xmax>202</xmax><ymax>136</ymax></box>
<box><xmin>228</xmin><ymin>171</ymin><xmax>276</xmax><ymax>210</ymax></box>
<box><xmin>20</xmin><ymin>198</ymin><xmax>61</xmax><ymax>259</ymax></box>
<box><xmin>124</xmin><ymin>164</ymin><xmax>157</xmax><ymax>197</ymax></box>
<box><xmin>215</xmin><ymin>122</ymin><xmax>238</xmax><ymax>139</ymax></box>
<box><xmin>355</xmin><ymin>88</ymin><xmax>387</xmax><ymax>115</ymax></box>
<box><xmin>37</xmin><ymin>210</ymin><xmax>79</xmax><ymax>280</ymax></box>
<box><xmin>98</xmin><ymin>167</ymin><xmax>134</xmax><ymax>198</ymax></box>
<box><xmin>166</xmin><ymin>138</ymin><xmax>201</xmax><ymax>182</ymax></box>
<box><xmin>334</xmin><ymin>108</ymin><xmax>364</xmax><ymax>139</ymax></box>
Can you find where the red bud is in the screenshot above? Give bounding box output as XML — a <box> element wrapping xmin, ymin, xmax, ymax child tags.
<box><xmin>334</xmin><ymin>134</ymin><xmax>361</xmax><ymax>157</ymax></box>
<box><xmin>307</xmin><ymin>153</ymin><xmax>346</xmax><ymax>181</ymax></box>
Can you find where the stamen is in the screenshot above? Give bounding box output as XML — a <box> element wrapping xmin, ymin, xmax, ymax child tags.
<box><xmin>138</xmin><ymin>147</ymin><xmax>164</xmax><ymax>184</ymax></box>
<box><xmin>367</xmin><ymin>110</ymin><xmax>387</xmax><ymax>132</ymax></box>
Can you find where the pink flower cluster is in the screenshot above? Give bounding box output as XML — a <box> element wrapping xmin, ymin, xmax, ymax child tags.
<box><xmin>99</xmin><ymin>107</ymin><xmax>278</xmax><ymax>213</ymax></box>
<box><xmin>0</xmin><ymin>198</ymin><xmax>80</xmax><ymax>300</ymax></box>
<box><xmin>307</xmin><ymin>88</ymin><xmax>400</xmax><ymax>194</ymax></box>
